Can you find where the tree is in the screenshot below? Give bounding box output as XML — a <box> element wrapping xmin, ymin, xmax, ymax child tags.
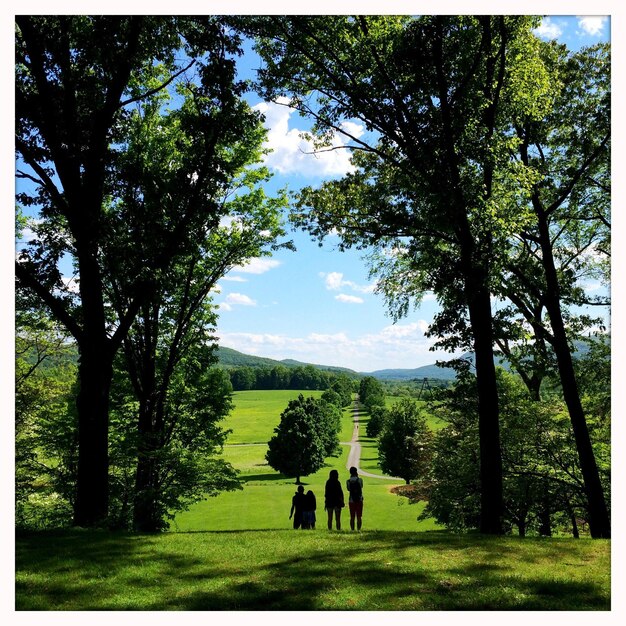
<box><xmin>15</xmin><ymin>17</ymin><xmax>267</xmax><ymax>526</ymax></box>
<box><xmin>104</xmin><ymin>86</ymin><xmax>289</xmax><ymax>531</ymax></box>
<box><xmin>230</xmin><ymin>367</ymin><xmax>257</xmax><ymax>391</ymax></box>
<box><xmin>265</xmin><ymin>395</ymin><xmax>328</xmax><ymax>483</ymax></box>
<box><xmin>328</xmin><ymin>374</ymin><xmax>356</xmax><ymax>407</ymax></box>
<box><xmin>423</xmin><ymin>369</ymin><xmax>603</xmax><ymax>536</ymax></box>
<box><xmin>317</xmin><ymin>400</ymin><xmax>342</xmax><ymax>457</ymax></box>
<box><xmin>377</xmin><ymin>398</ymin><xmax>433</xmax><ymax>485</ymax></box>
<box><xmin>499</xmin><ymin>42</ymin><xmax>611</xmax><ymax>537</ymax></box>
<box><xmin>358</xmin><ymin>376</ymin><xmax>386</xmax><ymax>411</ymax></box>
<box><xmin>365</xmin><ymin>405</ymin><xmax>388</xmax><ymax>439</ymax></box>
<box><xmin>15</xmin><ymin>303</ymin><xmax>78</xmax><ymax>529</ymax></box>
<box><xmin>240</xmin><ymin>16</ymin><xmax>554</xmax><ymax>532</ymax></box>
<box><xmin>320</xmin><ymin>388</ymin><xmax>343</xmax><ymax>408</ymax></box>
<box><xmin>109</xmin><ymin>345</ymin><xmax>241</xmax><ymax>531</ymax></box>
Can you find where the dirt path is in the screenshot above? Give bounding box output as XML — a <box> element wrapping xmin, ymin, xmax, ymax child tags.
<box><xmin>341</xmin><ymin>399</ymin><xmax>399</xmax><ymax>481</ymax></box>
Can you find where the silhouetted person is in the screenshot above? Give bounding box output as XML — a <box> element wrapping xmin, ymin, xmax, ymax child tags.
<box><xmin>302</xmin><ymin>490</ymin><xmax>317</xmax><ymax>529</ymax></box>
<box><xmin>346</xmin><ymin>466</ymin><xmax>364</xmax><ymax>531</ymax></box>
<box><xmin>289</xmin><ymin>485</ymin><xmax>306</xmax><ymax>529</ymax></box>
<box><xmin>324</xmin><ymin>469</ymin><xmax>345</xmax><ymax>530</ymax></box>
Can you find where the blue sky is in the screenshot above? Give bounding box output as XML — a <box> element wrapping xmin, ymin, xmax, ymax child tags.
<box><xmin>210</xmin><ymin>14</ymin><xmax>612</xmax><ymax>372</ymax></box>
<box><xmin>7</xmin><ymin>8</ymin><xmax>614</xmax><ymax>373</ymax></box>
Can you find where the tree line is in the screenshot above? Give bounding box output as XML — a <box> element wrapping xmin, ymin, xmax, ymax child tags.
<box><xmin>16</xmin><ymin>16</ymin><xmax>610</xmax><ymax>537</ymax></box>
<box><xmin>228</xmin><ymin>364</ymin><xmax>358</xmax><ymax>396</ymax></box>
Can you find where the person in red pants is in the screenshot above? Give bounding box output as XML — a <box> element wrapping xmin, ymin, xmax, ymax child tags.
<box><xmin>346</xmin><ymin>466</ymin><xmax>364</xmax><ymax>531</ymax></box>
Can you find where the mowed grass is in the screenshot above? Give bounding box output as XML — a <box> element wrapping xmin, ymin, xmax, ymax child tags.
<box><xmin>15</xmin><ymin>529</ymin><xmax>610</xmax><ymax>610</ymax></box>
<box><xmin>174</xmin><ymin>391</ymin><xmax>437</xmax><ymax>532</ymax></box>
<box><xmin>223</xmin><ymin>389</ymin><xmax>324</xmax><ymax>444</ymax></box>
<box><xmin>15</xmin><ymin>390</ymin><xmax>611</xmax><ymax>611</ymax></box>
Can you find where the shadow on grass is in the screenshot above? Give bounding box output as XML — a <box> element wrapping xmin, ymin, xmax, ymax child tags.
<box><xmin>15</xmin><ymin>529</ymin><xmax>610</xmax><ymax>611</ymax></box>
<box><xmin>241</xmin><ymin>473</ymin><xmax>287</xmax><ymax>483</ymax></box>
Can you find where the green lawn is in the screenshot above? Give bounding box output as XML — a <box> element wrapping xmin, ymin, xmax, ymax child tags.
<box><xmin>15</xmin><ymin>390</ymin><xmax>611</xmax><ymax>611</ymax></box>
<box><xmin>175</xmin><ymin>391</ymin><xmax>436</xmax><ymax>532</ymax></box>
<box><xmin>223</xmin><ymin>389</ymin><xmax>324</xmax><ymax>444</ymax></box>
<box><xmin>15</xmin><ymin>529</ymin><xmax>610</xmax><ymax>610</ymax></box>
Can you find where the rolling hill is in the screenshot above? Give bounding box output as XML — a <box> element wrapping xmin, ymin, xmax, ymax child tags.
<box><xmin>215</xmin><ymin>346</ymin><xmax>361</xmax><ymax>376</ymax></box>
<box><xmin>215</xmin><ymin>345</ymin><xmax>465</xmax><ymax>381</ymax></box>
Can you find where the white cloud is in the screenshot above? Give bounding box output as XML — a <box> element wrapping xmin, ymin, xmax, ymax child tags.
<box><xmin>253</xmin><ymin>99</ymin><xmax>363</xmax><ymax>177</ymax></box>
<box><xmin>221</xmin><ymin>275</ymin><xmax>248</xmax><ymax>283</ymax></box>
<box><xmin>577</xmin><ymin>16</ymin><xmax>608</xmax><ymax>36</ymax></box>
<box><xmin>320</xmin><ymin>271</ymin><xmax>375</xmax><ymax>294</ymax></box>
<box><xmin>224</xmin><ymin>293</ymin><xmax>257</xmax><ymax>307</ymax></box>
<box><xmin>309</xmin><ymin>332</ymin><xmax>350</xmax><ymax>344</ymax></box>
<box><xmin>232</xmin><ymin>258</ymin><xmax>281</xmax><ymax>275</ymax></box>
<box><xmin>583</xmin><ymin>281</ymin><xmax>603</xmax><ymax>293</ymax></box>
<box><xmin>534</xmin><ymin>17</ymin><xmax>563</xmax><ymax>40</ymax></box>
<box><xmin>321</xmin><ymin>271</ymin><xmax>345</xmax><ymax>291</ymax></box>
<box><xmin>218</xmin><ymin>321</ymin><xmax>457</xmax><ymax>371</ymax></box>
<box><xmin>335</xmin><ymin>294</ymin><xmax>364</xmax><ymax>304</ymax></box>
<box><xmin>380</xmin><ymin>321</ymin><xmax>430</xmax><ymax>339</ymax></box>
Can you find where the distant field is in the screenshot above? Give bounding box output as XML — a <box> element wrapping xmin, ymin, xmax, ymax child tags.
<box><xmin>174</xmin><ymin>391</ymin><xmax>438</xmax><ymax>533</ymax></box>
<box><xmin>223</xmin><ymin>389</ymin><xmax>324</xmax><ymax>444</ymax></box>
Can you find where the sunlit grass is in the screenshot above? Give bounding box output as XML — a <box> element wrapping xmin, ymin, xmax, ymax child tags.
<box><xmin>16</xmin><ymin>391</ymin><xmax>611</xmax><ymax>611</ymax></box>
<box><xmin>16</xmin><ymin>529</ymin><xmax>610</xmax><ymax>610</ymax></box>
<box><xmin>178</xmin><ymin>392</ymin><xmax>434</xmax><ymax>532</ymax></box>
<box><xmin>223</xmin><ymin>389</ymin><xmax>324</xmax><ymax>444</ymax></box>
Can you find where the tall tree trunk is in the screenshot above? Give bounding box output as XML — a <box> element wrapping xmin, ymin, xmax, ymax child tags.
<box><xmin>73</xmin><ymin>249</ymin><xmax>113</xmax><ymax>527</ymax></box>
<box><xmin>74</xmin><ymin>345</ymin><xmax>113</xmax><ymax>526</ymax></box>
<box><xmin>467</xmin><ymin>283</ymin><xmax>504</xmax><ymax>535</ymax></box>
<box><xmin>133</xmin><ymin>398</ymin><xmax>162</xmax><ymax>532</ymax></box>
<box><xmin>536</xmin><ymin>208</ymin><xmax>610</xmax><ymax>539</ymax></box>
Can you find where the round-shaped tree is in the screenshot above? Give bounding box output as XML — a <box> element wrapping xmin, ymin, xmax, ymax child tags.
<box><xmin>378</xmin><ymin>398</ymin><xmax>433</xmax><ymax>484</ymax></box>
<box><xmin>266</xmin><ymin>395</ymin><xmax>327</xmax><ymax>483</ymax></box>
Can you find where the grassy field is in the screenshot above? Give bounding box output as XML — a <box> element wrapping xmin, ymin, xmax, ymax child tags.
<box><xmin>15</xmin><ymin>529</ymin><xmax>610</xmax><ymax>610</ymax></box>
<box><xmin>14</xmin><ymin>390</ymin><xmax>611</xmax><ymax>611</ymax></box>
<box><xmin>174</xmin><ymin>390</ymin><xmax>437</xmax><ymax>532</ymax></box>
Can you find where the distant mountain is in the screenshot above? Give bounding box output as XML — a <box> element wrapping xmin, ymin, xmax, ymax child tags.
<box><xmin>217</xmin><ymin>338</ymin><xmax>603</xmax><ymax>382</ymax></box>
<box><xmin>367</xmin><ymin>351</ymin><xmax>510</xmax><ymax>381</ymax></box>
<box><xmin>215</xmin><ymin>346</ymin><xmax>287</xmax><ymax>369</ymax></box>
<box><xmin>367</xmin><ymin>352</ymin><xmax>471</xmax><ymax>381</ymax></box>
<box><xmin>215</xmin><ymin>346</ymin><xmax>360</xmax><ymax>376</ymax></box>
<box><xmin>278</xmin><ymin>358</ymin><xmax>359</xmax><ymax>376</ymax></box>
<box><xmin>367</xmin><ymin>362</ymin><xmax>458</xmax><ymax>382</ymax></box>
<box><xmin>217</xmin><ymin>347</ymin><xmax>497</xmax><ymax>382</ymax></box>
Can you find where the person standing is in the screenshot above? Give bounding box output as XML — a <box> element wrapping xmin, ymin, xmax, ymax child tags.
<box><xmin>289</xmin><ymin>485</ymin><xmax>306</xmax><ymax>529</ymax></box>
<box><xmin>303</xmin><ymin>490</ymin><xmax>317</xmax><ymax>529</ymax></box>
<box><xmin>324</xmin><ymin>469</ymin><xmax>345</xmax><ymax>530</ymax></box>
<box><xmin>346</xmin><ymin>466</ymin><xmax>364</xmax><ymax>531</ymax></box>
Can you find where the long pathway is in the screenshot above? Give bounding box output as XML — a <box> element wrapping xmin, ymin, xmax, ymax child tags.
<box><xmin>341</xmin><ymin>399</ymin><xmax>399</xmax><ymax>481</ymax></box>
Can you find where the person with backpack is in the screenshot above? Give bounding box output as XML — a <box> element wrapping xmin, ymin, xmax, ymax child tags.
<box><xmin>289</xmin><ymin>485</ymin><xmax>306</xmax><ymax>529</ymax></box>
<box><xmin>346</xmin><ymin>466</ymin><xmax>364</xmax><ymax>531</ymax></box>
<box><xmin>324</xmin><ymin>469</ymin><xmax>345</xmax><ymax>530</ymax></box>
<box><xmin>302</xmin><ymin>490</ymin><xmax>317</xmax><ymax>529</ymax></box>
